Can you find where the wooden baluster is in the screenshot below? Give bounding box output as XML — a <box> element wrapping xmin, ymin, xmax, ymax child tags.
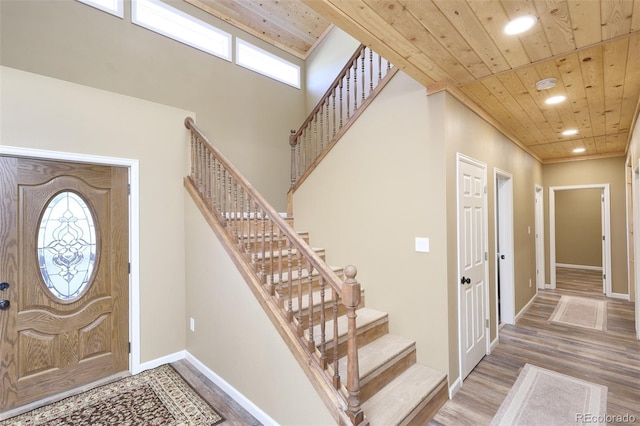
<box><xmin>325</xmin><ymin>98</ymin><xmax>330</xmax><ymax>148</ymax></box>
<box><xmin>297</xmin><ymin>134</ymin><xmax>302</xmax><ymax>180</ymax></box>
<box><xmin>289</xmin><ymin>130</ymin><xmax>297</xmax><ymax>188</ymax></box>
<box><xmin>332</xmin><ymin>87</ymin><xmax>337</xmax><ymax>137</ymax></box>
<box><xmin>260</xmin><ymin>208</ymin><xmax>266</xmax><ymax>281</ymax></box>
<box><xmin>209</xmin><ymin>151</ymin><xmax>214</xmax><ymax>205</ymax></box>
<box><xmin>296</xmin><ymin>251</ymin><xmax>303</xmax><ymax>336</ymax></box>
<box><xmin>319</xmin><ymin>275</ymin><xmax>327</xmax><ymax>369</ymax></box>
<box><xmin>378</xmin><ymin>54</ymin><xmax>382</xmax><ymax>82</ymax></box>
<box><xmin>343</xmin><ymin>265</ymin><xmax>364</xmax><ymax>425</ymax></box>
<box><xmin>353</xmin><ymin>58</ymin><xmax>358</xmax><ymax>111</ymax></box>
<box><xmin>243</xmin><ymin>193</ymin><xmax>249</xmax><ymax>253</ymax></box>
<box><xmin>253</xmin><ymin>200</ymin><xmax>258</xmax><ymax>260</ymax></box>
<box><xmin>189</xmin><ymin>131</ymin><xmax>195</xmax><ymax>181</ymax></box>
<box><xmin>339</xmin><ymin>78</ymin><xmax>344</xmax><ymax>129</ymax></box>
<box><xmin>286</xmin><ymin>237</ymin><xmax>293</xmax><ymax>321</ymax></box>
<box><xmin>313</xmin><ymin>113</ymin><xmax>318</xmax><ymax>161</ymax></box>
<box><xmin>268</xmin><ymin>219</ymin><xmax>275</xmax><ymax>295</ymax></box>
<box><xmin>233</xmin><ymin>178</ymin><xmax>239</xmax><ymax>240</ymax></box>
<box><xmin>307</xmin><ymin>263</ymin><xmax>315</xmax><ymax>351</ymax></box>
<box><xmin>320</xmin><ymin>100</ymin><xmax>324</xmax><ymax>152</ymax></box>
<box><xmin>332</xmin><ymin>286</ymin><xmax>340</xmax><ymax>389</ymax></box>
<box><xmin>369</xmin><ymin>48</ymin><xmax>374</xmax><ymax>95</ymax></box>
<box><xmin>346</xmin><ymin>68</ymin><xmax>351</xmax><ymax>120</ymax></box>
<box><xmin>221</xmin><ymin>168</ymin><xmax>227</xmax><ymax>220</ymax></box>
<box><xmin>361</xmin><ymin>49</ymin><xmax>365</xmax><ymax>103</ymax></box>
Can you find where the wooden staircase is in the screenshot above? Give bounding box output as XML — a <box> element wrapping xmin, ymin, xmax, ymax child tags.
<box><xmin>184</xmin><ymin>117</ymin><xmax>448</xmax><ymax>425</ymax></box>
<box><xmin>249</xmin><ymin>218</ymin><xmax>448</xmax><ymax>425</ymax></box>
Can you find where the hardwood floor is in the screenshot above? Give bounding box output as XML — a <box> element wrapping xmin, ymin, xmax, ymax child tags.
<box><xmin>432</xmin><ymin>268</ymin><xmax>640</xmax><ymax>426</ymax></box>
<box><xmin>171</xmin><ymin>360</ymin><xmax>262</xmax><ymax>425</ymax></box>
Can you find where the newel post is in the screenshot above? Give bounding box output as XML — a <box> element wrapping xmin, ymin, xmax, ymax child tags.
<box><xmin>289</xmin><ymin>129</ymin><xmax>297</xmax><ymax>188</ymax></box>
<box><xmin>342</xmin><ymin>265</ymin><xmax>365</xmax><ymax>425</ymax></box>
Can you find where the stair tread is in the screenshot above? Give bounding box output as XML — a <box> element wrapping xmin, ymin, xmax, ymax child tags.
<box><xmin>307</xmin><ymin>308</ymin><xmax>387</xmax><ymax>344</ymax></box>
<box><xmin>362</xmin><ymin>364</ymin><xmax>447</xmax><ymax>426</ymax></box>
<box><xmin>338</xmin><ymin>334</ymin><xmax>415</xmax><ymax>379</ymax></box>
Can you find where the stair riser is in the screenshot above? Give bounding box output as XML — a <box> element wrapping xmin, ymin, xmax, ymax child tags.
<box><xmin>359</xmin><ymin>350</ymin><xmax>417</xmax><ymax>403</ymax></box>
<box><xmin>287</xmin><ymin>293</ymin><xmax>366</xmax><ymax>329</ymax></box>
<box><xmin>403</xmin><ymin>379</ymin><xmax>449</xmax><ymax>426</ymax></box>
<box><xmin>321</xmin><ymin>321</ymin><xmax>389</xmax><ymax>365</ymax></box>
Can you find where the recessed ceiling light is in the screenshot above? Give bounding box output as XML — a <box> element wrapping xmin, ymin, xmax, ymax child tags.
<box><xmin>573</xmin><ymin>147</ymin><xmax>586</xmax><ymax>153</ymax></box>
<box><xmin>504</xmin><ymin>15</ymin><xmax>537</xmax><ymax>35</ymax></box>
<box><xmin>545</xmin><ymin>95</ymin><xmax>566</xmax><ymax>105</ymax></box>
<box><xmin>536</xmin><ymin>78</ymin><xmax>557</xmax><ymax>91</ymax></box>
<box><xmin>563</xmin><ymin>129</ymin><xmax>578</xmax><ymax>136</ymax></box>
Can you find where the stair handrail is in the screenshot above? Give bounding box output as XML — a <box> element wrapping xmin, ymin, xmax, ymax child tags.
<box><xmin>288</xmin><ymin>44</ymin><xmax>397</xmax><ymax>194</ymax></box>
<box><xmin>184</xmin><ymin>117</ymin><xmax>365</xmax><ymax>425</ymax></box>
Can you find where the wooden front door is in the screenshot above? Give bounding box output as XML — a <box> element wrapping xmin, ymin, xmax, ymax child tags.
<box><xmin>0</xmin><ymin>156</ymin><xmax>129</xmax><ymax>412</ymax></box>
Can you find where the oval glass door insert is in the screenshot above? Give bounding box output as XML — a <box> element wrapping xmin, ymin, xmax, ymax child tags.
<box><xmin>37</xmin><ymin>191</ymin><xmax>97</xmax><ymax>301</ymax></box>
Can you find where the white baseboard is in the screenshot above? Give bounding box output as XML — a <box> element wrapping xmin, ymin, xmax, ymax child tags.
<box><xmin>448</xmin><ymin>376</ymin><xmax>461</xmax><ymax>399</ymax></box>
<box><xmin>555</xmin><ymin>263</ymin><xmax>602</xmax><ymax>271</ymax></box>
<box><xmin>489</xmin><ymin>336</ymin><xmax>499</xmax><ymax>353</ymax></box>
<box><xmin>515</xmin><ymin>295</ymin><xmax>537</xmax><ymax>322</ymax></box>
<box><xmin>610</xmin><ymin>292</ymin><xmax>630</xmax><ymax>301</ymax></box>
<box><xmin>185</xmin><ymin>352</ymin><xmax>278</xmax><ymax>426</ymax></box>
<box><xmin>135</xmin><ymin>350</ymin><xmax>186</xmax><ymax>374</ymax></box>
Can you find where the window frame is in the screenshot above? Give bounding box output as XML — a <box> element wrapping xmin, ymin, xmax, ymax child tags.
<box><xmin>236</xmin><ymin>38</ymin><xmax>301</xmax><ymax>89</ymax></box>
<box><xmin>77</xmin><ymin>0</ymin><xmax>124</xmax><ymax>18</ymax></box>
<box><xmin>131</xmin><ymin>0</ymin><xmax>232</xmax><ymax>62</ymax></box>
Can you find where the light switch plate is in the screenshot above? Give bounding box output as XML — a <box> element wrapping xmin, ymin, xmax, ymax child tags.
<box><xmin>415</xmin><ymin>237</ymin><xmax>429</xmax><ymax>253</ymax></box>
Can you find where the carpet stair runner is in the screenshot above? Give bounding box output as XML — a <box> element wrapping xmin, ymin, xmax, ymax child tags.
<box><xmin>243</xmin><ymin>218</ymin><xmax>448</xmax><ymax>425</ymax></box>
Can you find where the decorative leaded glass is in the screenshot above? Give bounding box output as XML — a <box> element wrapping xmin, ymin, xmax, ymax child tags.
<box><xmin>37</xmin><ymin>191</ymin><xmax>97</xmax><ymax>301</ymax></box>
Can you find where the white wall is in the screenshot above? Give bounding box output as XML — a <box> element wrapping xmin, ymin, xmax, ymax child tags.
<box><xmin>305</xmin><ymin>27</ymin><xmax>360</xmax><ymax>113</ymax></box>
<box><xmin>293</xmin><ymin>72</ymin><xmax>450</xmax><ymax>377</ymax></box>
<box><xmin>1</xmin><ymin>66</ymin><xmax>189</xmax><ymax>363</ymax></box>
<box><xmin>184</xmin><ymin>198</ymin><xmax>335</xmax><ymax>425</ymax></box>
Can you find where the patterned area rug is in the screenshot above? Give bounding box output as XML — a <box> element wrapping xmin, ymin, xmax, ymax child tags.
<box><xmin>491</xmin><ymin>364</ymin><xmax>607</xmax><ymax>426</ymax></box>
<box><xmin>548</xmin><ymin>295</ymin><xmax>607</xmax><ymax>331</ymax></box>
<box><xmin>0</xmin><ymin>364</ymin><xmax>224</xmax><ymax>426</ymax></box>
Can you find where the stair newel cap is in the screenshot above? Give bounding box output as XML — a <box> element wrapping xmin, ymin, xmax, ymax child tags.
<box><xmin>342</xmin><ymin>265</ymin><xmax>360</xmax><ymax>307</ymax></box>
<box><xmin>289</xmin><ymin>129</ymin><xmax>297</xmax><ymax>147</ymax></box>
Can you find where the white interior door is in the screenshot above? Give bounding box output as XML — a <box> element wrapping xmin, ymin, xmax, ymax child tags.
<box><xmin>535</xmin><ymin>185</ymin><xmax>546</xmax><ymax>289</ymax></box>
<box><xmin>496</xmin><ymin>171</ymin><xmax>515</xmax><ymax>325</ymax></box>
<box><xmin>457</xmin><ymin>154</ymin><xmax>488</xmax><ymax>380</ymax></box>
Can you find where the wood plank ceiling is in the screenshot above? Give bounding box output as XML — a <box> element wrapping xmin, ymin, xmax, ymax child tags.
<box><xmin>189</xmin><ymin>0</ymin><xmax>640</xmax><ymax>164</ymax></box>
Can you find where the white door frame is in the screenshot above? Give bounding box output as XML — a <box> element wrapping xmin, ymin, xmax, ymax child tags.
<box><xmin>0</xmin><ymin>145</ymin><xmax>142</xmax><ymax>373</ymax></box>
<box><xmin>535</xmin><ymin>185</ymin><xmax>546</xmax><ymax>289</ymax></box>
<box><xmin>633</xmin><ymin>159</ymin><xmax>640</xmax><ymax>339</ymax></box>
<box><xmin>548</xmin><ymin>184</ymin><xmax>612</xmax><ymax>296</ymax></box>
<box><xmin>494</xmin><ymin>169</ymin><xmax>515</xmax><ymax>325</ymax></box>
<box><xmin>456</xmin><ymin>153</ymin><xmax>490</xmax><ymax>383</ymax></box>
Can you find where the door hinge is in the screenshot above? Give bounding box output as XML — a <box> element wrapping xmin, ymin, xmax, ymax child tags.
<box><xmin>484</xmin><ymin>252</ymin><xmax>488</xmax><ymax>261</ymax></box>
<box><xmin>128</xmin><ymin>262</ymin><xmax>131</xmax><ymax>274</ymax></box>
<box><xmin>602</xmin><ymin>235</ymin><xmax>605</xmax><ymax>240</ymax></box>
<box><xmin>128</xmin><ymin>342</ymin><xmax>131</xmax><ymax>354</ymax></box>
<box><xmin>128</xmin><ymin>184</ymin><xmax>131</xmax><ymax>195</ymax></box>
<box><xmin>485</xmin><ymin>319</ymin><xmax>489</xmax><ymax>328</ymax></box>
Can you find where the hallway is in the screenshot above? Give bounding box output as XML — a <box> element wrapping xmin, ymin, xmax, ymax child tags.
<box><xmin>431</xmin><ymin>268</ymin><xmax>640</xmax><ymax>425</ymax></box>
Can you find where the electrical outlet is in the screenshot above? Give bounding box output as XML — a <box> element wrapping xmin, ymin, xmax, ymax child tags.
<box><xmin>190</xmin><ymin>317</ymin><xmax>195</xmax><ymax>332</ymax></box>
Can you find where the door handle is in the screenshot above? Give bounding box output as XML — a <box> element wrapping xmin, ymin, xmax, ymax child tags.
<box><xmin>500</xmin><ymin>254</ymin><xmax>505</xmax><ymax>260</ymax></box>
<box><xmin>460</xmin><ymin>276</ymin><xmax>471</xmax><ymax>285</ymax></box>
<box><xmin>0</xmin><ymin>299</ymin><xmax>9</xmax><ymax>310</ymax></box>
<box><xmin>0</xmin><ymin>282</ymin><xmax>9</xmax><ymax>291</ymax></box>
